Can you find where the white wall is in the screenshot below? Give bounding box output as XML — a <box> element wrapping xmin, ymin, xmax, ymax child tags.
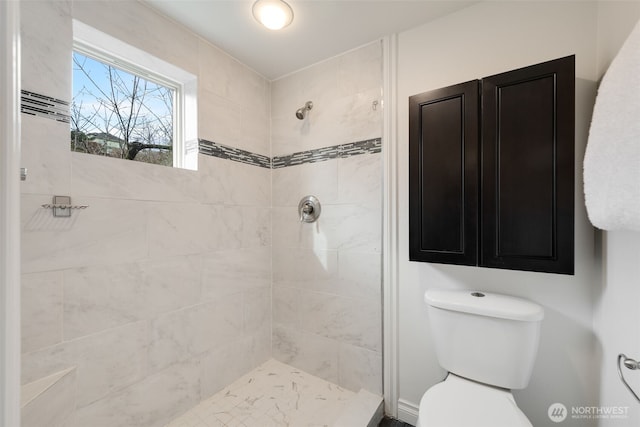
<box><xmin>592</xmin><ymin>2</ymin><xmax>640</xmax><ymax>425</ymax></box>
<box><xmin>20</xmin><ymin>1</ymin><xmax>271</xmax><ymax>425</ymax></box>
<box><xmin>396</xmin><ymin>2</ymin><xmax>602</xmax><ymax>426</ymax></box>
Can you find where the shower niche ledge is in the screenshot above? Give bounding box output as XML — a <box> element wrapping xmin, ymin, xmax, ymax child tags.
<box><xmin>21</xmin><ymin>367</ymin><xmax>76</xmax><ymax>427</ymax></box>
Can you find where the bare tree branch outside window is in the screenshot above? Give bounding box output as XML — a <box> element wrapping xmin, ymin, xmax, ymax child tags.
<box><xmin>70</xmin><ymin>51</ymin><xmax>174</xmax><ymax>166</ymax></box>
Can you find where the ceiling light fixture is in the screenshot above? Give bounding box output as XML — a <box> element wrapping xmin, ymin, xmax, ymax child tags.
<box><xmin>252</xmin><ymin>0</ymin><xmax>294</xmax><ymax>30</ymax></box>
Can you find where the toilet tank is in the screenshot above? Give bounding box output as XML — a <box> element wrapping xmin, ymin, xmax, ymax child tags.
<box><xmin>425</xmin><ymin>289</ymin><xmax>544</xmax><ymax>390</ymax></box>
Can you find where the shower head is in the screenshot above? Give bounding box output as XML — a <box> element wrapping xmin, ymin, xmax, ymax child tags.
<box><xmin>295</xmin><ymin>101</ymin><xmax>313</xmax><ymax>120</ymax></box>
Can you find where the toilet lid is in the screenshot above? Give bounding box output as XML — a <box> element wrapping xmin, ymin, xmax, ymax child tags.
<box><xmin>417</xmin><ymin>374</ymin><xmax>532</xmax><ymax>427</ymax></box>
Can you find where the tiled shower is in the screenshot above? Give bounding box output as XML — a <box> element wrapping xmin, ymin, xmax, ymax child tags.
<box><xmin>19</xmin><ymin>1</ymin><xmax>383</xmax><ymax>426</ymax></box>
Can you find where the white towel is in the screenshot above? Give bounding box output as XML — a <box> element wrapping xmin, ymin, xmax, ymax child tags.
<box><xmin>584</xmin><ymin>20</ymin><xmax>640</xmax><ymax>230</ymax></box>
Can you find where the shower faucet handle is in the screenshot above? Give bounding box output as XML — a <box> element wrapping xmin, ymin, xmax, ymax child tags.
<box><xmin>299</xmin><ymin>202</ymin><xmax>313</xmax><ymax>221</ymax></box>
<box><xmin>301</xmin><ymin>202</ymin><xmax>314</xmax><ymax>215</ymax></box>
<box><xmin>298</xmin><ymin>195</ymin><xmax>321</xmax><ymax>223</ymax></box>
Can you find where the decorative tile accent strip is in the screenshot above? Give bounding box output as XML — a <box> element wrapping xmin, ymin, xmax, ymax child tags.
<box><xmin>19</xmin><ymin>90</ymin><xmax>380</xmax><ymax>169</ymax></box>
<box><xmin>339</xmin><ymin>138</ymin><xmax>382</xmax><ymax>158</ymax></box>
<box><xmin>272</xmin><ymin>138</ymin><xmax>381</xmax><ymax>168</ymax></box>
<box><xmin>199</xmin><ymin>138</ymin><xmax>381</xmax><ymax>168</ymax></box>
<box><xmin>22</xmin><ymin>90</ymin><xmax>381</xmax><ymax>169</ymax></box>
<box><xmin>272</xmin><ymin>145</ymin><xmax>340</xmax><ymax>168</ymax></box>
<box><xmin>199</xmin><ymin>139</ymin><xmax>271</xmax><ymax>169</ymax></box>
<box><xmin>21</xmin><ymin>90</ymin><xmax>70</xmax><ymax>124</ymax></box>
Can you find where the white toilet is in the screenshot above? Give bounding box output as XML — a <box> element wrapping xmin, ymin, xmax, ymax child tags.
<box><xmin>417</xmin><ymin>289</ymin><xmax>544</xmax><ymax>427</ymax></box>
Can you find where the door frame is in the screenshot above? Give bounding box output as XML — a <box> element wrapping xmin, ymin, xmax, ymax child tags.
<box><xmin>0</xmin><ymin>0</ymin><xmax>22</xmax><ymax>425</ymax></box>
<box><xmin>382</xmin><ymin>34</ymin><xmax>399</xmax><ymax>418</ymax></box>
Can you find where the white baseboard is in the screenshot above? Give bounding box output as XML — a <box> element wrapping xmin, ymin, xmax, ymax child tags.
<box><xmin>397</xmin><ymin>398</ymin><xmax>419</xmax><ymax>426</ymax></box>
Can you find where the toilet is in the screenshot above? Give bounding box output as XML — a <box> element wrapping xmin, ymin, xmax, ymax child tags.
<box><xmin>417</xmin><ymin>289</ymin><xmax>544</xmax><ymax>427</ymax></box>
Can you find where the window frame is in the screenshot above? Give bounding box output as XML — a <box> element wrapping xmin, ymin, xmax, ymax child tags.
<box><xmin>72</xmin><ymin>20</ymin><xmax>197</xmax><ymax>170</ymax></box>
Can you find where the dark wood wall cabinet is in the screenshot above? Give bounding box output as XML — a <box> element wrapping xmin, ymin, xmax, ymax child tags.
<box><xmin>409</xmin><ymin>55</ymin><xmax>575</xmax><ymax>275</ymax></box>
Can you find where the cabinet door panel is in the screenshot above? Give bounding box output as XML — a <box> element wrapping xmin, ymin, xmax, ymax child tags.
<box><xmin>409</xmin><ymin>81</ymin><xmax>479</xmax><ymax>265</ymax></box>
<box><xmin>481</xmin><ymin>56</ymin><xmax>574</xmax><ymax>274</ymax></box>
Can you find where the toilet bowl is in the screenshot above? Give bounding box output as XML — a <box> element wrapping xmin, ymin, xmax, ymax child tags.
<box><xmin>417</xmin><ymin>289</ymin><xmax>544</xmax><ymax>427</ymax></box>
<box><xmin>417</xmin><ymin>374</ymin><xmax>531</xmax><ymax>427</ymax></box>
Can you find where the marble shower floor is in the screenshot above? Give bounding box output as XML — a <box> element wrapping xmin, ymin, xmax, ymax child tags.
<box><xmin>165</xmin><ymin>359</ymin><xmax>378</xmax><ymax>427</ymax></box>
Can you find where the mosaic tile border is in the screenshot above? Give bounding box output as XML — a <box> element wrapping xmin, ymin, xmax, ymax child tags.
<box><xmin>21</xmin><ymin>90</ymin><xmax>70</xmax><ymax>124</ymax></box>
<box><xmin>199</xmin><ymin>138</ymin><xmax>381</xmax><ymax>169</ymax></box>
<box><xmin>272</xmin><ymin>138</ymin><xmax>382</xmax><ymax>169</ymax></box>
<box><xmin>20</xmin><ymin>90</ymin><xmax>381</xmax><ymax>169</ymax></box>
<box><xmin>198</xmin><ymin>139</ymin><xmax>271</xmax><ymax>169</ymax></box>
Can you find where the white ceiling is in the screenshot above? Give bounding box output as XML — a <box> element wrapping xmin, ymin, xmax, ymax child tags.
<box><xmin>144</xmin><ymin>0</ymin><xmax>476</xmax><ymax>80</ymax></box>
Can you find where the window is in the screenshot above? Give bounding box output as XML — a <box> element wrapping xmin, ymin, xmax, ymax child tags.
<box><xmin>71</xmin><ymin>20</ymin><xmax>197</xmax><ymax>170</ymax></box>
<box><xmin>71</xmin><ymin>50</ymin><xmax>176</xmax><ymax>166</ymax></box>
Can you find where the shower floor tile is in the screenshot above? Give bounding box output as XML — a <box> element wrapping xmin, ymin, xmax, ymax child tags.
<box><xmin>165</xmin><ymin>359</ymin><xmax>356</xmax><ymax>427</ymax></box>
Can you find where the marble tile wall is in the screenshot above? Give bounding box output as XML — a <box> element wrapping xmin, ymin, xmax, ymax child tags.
<box><xmin>271</xmin><ymin>42</ymin><xmax>384</xmax><ymax>395</ymax></box>
<box><xmin>271</xmin><ymin>42</ymin><xmax>383</xmax><ymax>157</ymax></box>
<box><xmin>20</xmin><ymin>2</ymin><xmax>383</xmax><ymax>426</ymax></box>
<box><xmin>20</xmin><ymin>1</ymin><xmax>271</xmax><ymax>426</ymax></box>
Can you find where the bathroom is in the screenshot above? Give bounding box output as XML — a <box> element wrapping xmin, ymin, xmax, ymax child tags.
<box><xmin>1</xmin><ymin>1</ymin><xmax>640</xmax><ymax>427</ymax></box>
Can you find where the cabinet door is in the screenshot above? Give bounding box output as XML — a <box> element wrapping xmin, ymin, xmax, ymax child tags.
<box><xmin>481</xmin><ymin>55</ymin><xmax>575</xmax><ymax>274</ymax></box>
<box><xmin>409</xmin><ymin>80</ymin><xmax>479</xmax><ymax>265</ymax></box>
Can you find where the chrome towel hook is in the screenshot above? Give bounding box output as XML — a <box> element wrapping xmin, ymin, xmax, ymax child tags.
<box><xmin>617</xmin><ymin>353</ymin><xmax>640</xmax><ymax>403</ymax></box>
